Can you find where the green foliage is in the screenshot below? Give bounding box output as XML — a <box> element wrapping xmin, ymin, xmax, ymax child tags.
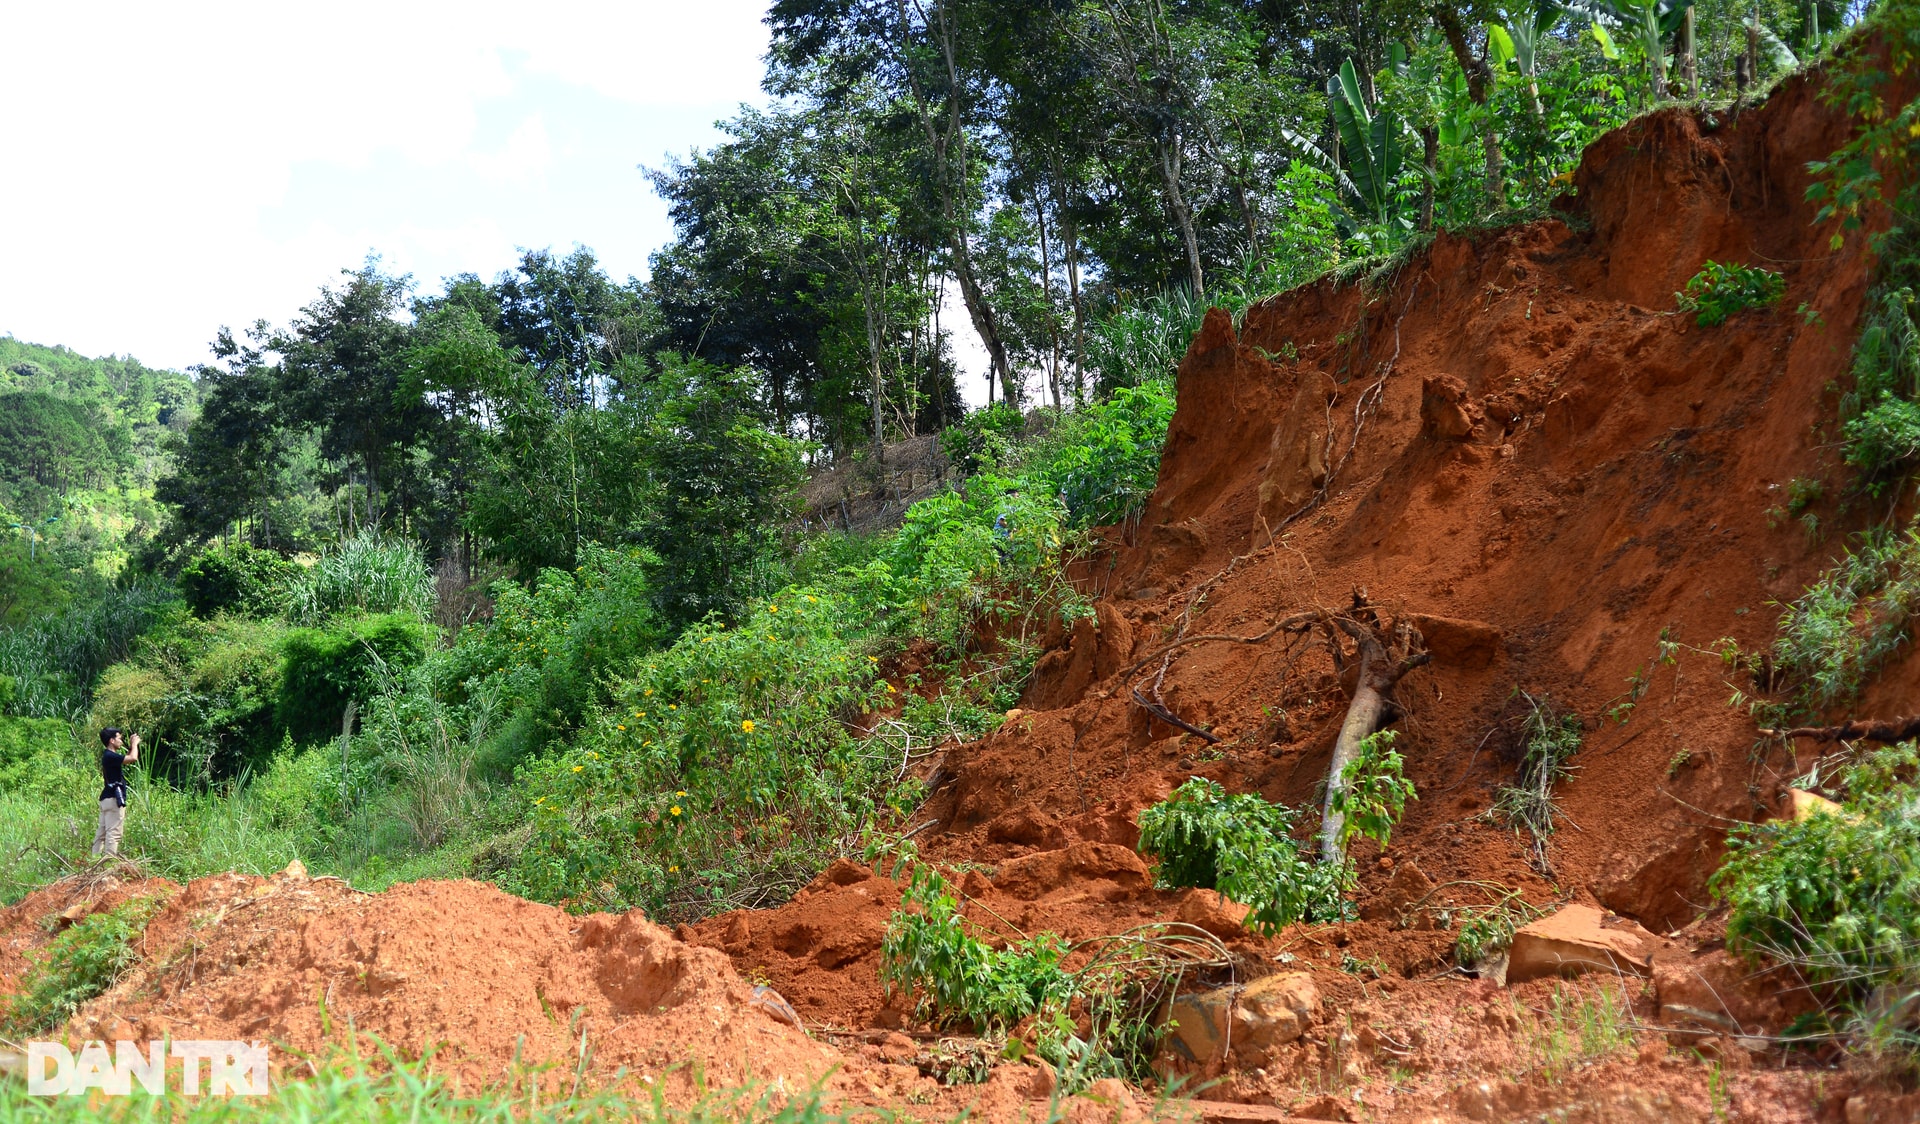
<box><xmin>1769</xmin><ymin>524</ymin><xmax>1920</xmax><ymax>718</ymax></box>
<box><xmin>1715</xmin><ymin>744</ymin><xmax>1920</xmax><ymax>1013</ymax></box>
<box><xmin>287</xmin><ymin>532</ymin><xmax>435</xmax><ymax>624</ymax></box>
<box><xmin>939</xmin><ymin>402</ymin><xmax>1027</xmax><ymax>476</ymax></box>
<box><xmin>1675</xmin><ymin>261</ymin><xmax>1786</xmax><ymax>327</ymax></box>
<box><xmin>278</xmin><ymin>612</ymin><xmax>428</xmax><ymax>744</ymax></box>
<box><xmin>1329</xmin><ymin>729</ymin><xmax>1416</xmax><ymax>851</ymax></box>
<box><xmin>0</xmin><ymin>391</ymin><xmax>124</xmax><ymax>520</ymax></box>
<box><xmin>1136</xmin><ymin>777</ymin><xmax>1349</xmax><ymax>935</ymax></box>
<box><xmin>0</xmin><ymin>580</ymin><xmax>179</xmax><ymax>720</ymax></box>
<box><xmin>1</xmin><ymin>896</ymin><xmax>161</xmax><ymax>1036</ymax></box>
<box><xmin>880</xmin><ymin>863</ymin><xmax>1221</xmax><ymax>1088</ymax></box>
<box><xmin>179</xmin><ymin>541</ymin><xmax>300</xmax><ymax>618</ymax></box>
<box><xmin>881</xmin><ymin>864</ymin><xmax>1074</xmax><ymax>1036</ymax></box>
<box><xmin>437</xmin><ymin>544</ymin><xmax>666</xmax><ymax>773</ymax></box>
<box><xmin>1018</xmin><ymin>382</ymin><xmax>1177</xmax><ymax>527</ymax></box>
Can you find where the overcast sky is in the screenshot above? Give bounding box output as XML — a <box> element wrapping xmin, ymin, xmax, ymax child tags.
<box><xmin>0</xmin><ymin>2</ymin><xmax>774</xmax><ymax>375</ymax></box>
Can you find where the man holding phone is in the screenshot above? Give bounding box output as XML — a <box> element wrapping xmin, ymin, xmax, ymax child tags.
<box><xmin>93</xmin><ymin>727</ymin><xmax>139</xmax><ymax>857</ymax></box>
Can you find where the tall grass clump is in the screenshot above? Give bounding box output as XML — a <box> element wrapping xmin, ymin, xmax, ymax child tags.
<box><xmin>288</xmin><ymin>531</ymin><xmax>435</xmax><ymax>624</ymax></box>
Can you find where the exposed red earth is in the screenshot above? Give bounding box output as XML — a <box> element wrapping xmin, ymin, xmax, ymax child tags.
<box><xmin>6</xmin><ymin>45</ymin><xmax>1918</xmax><ymax>1123</ymax></box>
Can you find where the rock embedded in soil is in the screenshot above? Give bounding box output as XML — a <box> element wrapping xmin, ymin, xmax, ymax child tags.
<box><xmin>1506</xmin><ymin>904</ymin><xmax>1657</xmax><ymax>983</ymax></box>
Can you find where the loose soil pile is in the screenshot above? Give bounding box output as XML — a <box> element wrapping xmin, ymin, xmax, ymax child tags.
<box><xmin>6</xmin><ymin>48</ymin><xmax>1916</xmax><ymax>1124</ymax></box>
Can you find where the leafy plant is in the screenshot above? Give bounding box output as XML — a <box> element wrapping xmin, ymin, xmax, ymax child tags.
<box><xmin>1493</xmin><ymin>694</ymin><xmax>1582</xmax><ymax>872</ymax></box>
<box><xmin>1328</xmin><ymin>729</ymin><xmax>1416</xmax><ymax>851</ymax></box>
<box><xmin>2</xmin><ymin>895</ymin><xmax>162</xmax><ymax>1036</ymax></box>
<box><xmin>1676</xmin><ymin>261</ymin><xmax>1786</xmax><ymax>327</ymax></box>
<box><xmin>287</xmin><ymin>531</ymin><xmax>435</xmax><ymax>625</ymax></box>
<box><xmin>1137</xmin><ymin>776</ymin><xmax>1349</xmax><ymax>935</ymax></box>
<box><xmin>1714</xmin><ymin>742</ymin><xmax>1920</xmax><ymax>996</ymax></box>
<box><xmin>1769</xmin><ymin>524</ymin><xmax>1920</xmax><ymax>718</ymax></box>
<box><xmin>880</xmin><ymin>864</ymin><xmax>1230</xmax><ymax>1088</ymax></box>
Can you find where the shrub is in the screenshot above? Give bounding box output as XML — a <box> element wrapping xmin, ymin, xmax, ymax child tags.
<box><xmin>881</xmin><ymin>864</ymin><xmax>1073</xmax><ymax>1036</ymax></box>
<box><xmin>1493</xmin><ymin>695</ymin><xmax>1582</xmax><ymax>869</ymax></box>
<box><xmin>0</xmin><ymin>580</ymin><xmax>179</xmax><ymax>720</ymax></box>
<box><xmin>179</xmin><ymin>542</ymin><xmax>300</xmax><ymax>618</ymax></box>
<box><xmin>1020</xmin><ymin>381</ymin><xmax>1177</xmax><ymax>527</ymax></box>
<box><xmin>1714</xmin><ymin>743</ymin><xmax>1920</xmax><ymax>996</ymax></box>
<box><xmin>278</xmin><ymin>612</ymin><xmax>428</xmax><ymax>744</ymax></box>
<box><xmin>2</xmin><ymin>895</ymin><xmax>162</xmax><ymax>1036</ymax></box>
<box><xmin>880</xmin><ymin>863</ymin><xmax>1223</xmax><ymax>1088</ymax></box>
<box><xmin>1675</xmin><ymin>261</ymin><xmax>1785</xmax><ymax>327</ymax></box>
<box><xmin>1136</xmin><ymin>777</ymin><xmax>1349</xmax><ymax>935</ymax></box>
<box><xmin>1769</xmin><ymin>525</ymin><xmax>1920</xmax><ymax>719</ymax></box>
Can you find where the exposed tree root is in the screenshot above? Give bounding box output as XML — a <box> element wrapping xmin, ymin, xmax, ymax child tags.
<box><xmin>1764</xmin><ymin>715</ymin><xmax>1920</xmax><ymax>743</ymax></box>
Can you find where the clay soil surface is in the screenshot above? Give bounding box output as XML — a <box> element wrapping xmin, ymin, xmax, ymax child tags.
<box><xmin>6</xmin><ymin>48</ymin><xmax>1918</xmax><ymax>1124</ymax></box>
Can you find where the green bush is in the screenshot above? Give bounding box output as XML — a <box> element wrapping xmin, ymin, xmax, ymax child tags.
<box><xmin>881</xmin><ymin>863</ymin><xmax>1073</xmax><ymax>1036</ymax></box>
<box><xmin>278</xmin><ymin>612</ymin><xmax>428</xmax><ymax>744</ymax></box>
<box><xmin>1715</xmin><ymin>744</ymin><xmax>1920</xmax><ymax>1001</ymax></box>
<box><xmin>1136</xmin><ymin>777</ymin><xmax>1349</xmax><ymax>935</ymax></box>
<box><xmin>179</xmin><ymin>542</ymin><xmax>300</xmax><ymax>618</ymax></box>
<box><xmin>1019</xmin><ymin>381</ymin><xmax>1177</xmax><ymax>527</ymax></box>
<box><xmin>2</xmin><ymin>895</ymin><xmax>162</xmax><ymax>1036</ymax></box>
<box><xmin>1841</xmin><ymin>287</ymin><xmax>1920</xmax><ymax>480</ymax></box>
<box><xmin>1675</xmin><ymin>261</ymin><xmax>1785</xmax><ymax>327</ymax></box>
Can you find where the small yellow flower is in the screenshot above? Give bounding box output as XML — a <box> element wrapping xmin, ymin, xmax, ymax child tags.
<box><xmin>634</xmin><ymin>710</ymin><xmax>642</xmax><ymax>717</ymax></box>
<box><xmin>742</xmin><ymin>720</ymin><xmax>756</xmax><ymax>733</ymax></box>
<box><xmin>670</xmin><ymin>805</ymin><xmax>683</xmax><ymax>816</ymax></box>
<box><xmin>676</xmin><ymin>790</ymin><xmax>686</xmax><ymax>797</ymax></box>
<box><xmin>668</xmin><ymin>704</ymin><xmax>677</xmax><ymax>710</ymax></box>
<box><xmin>668</xmin><ymin>865</ymin><xmax>679</xmax><ymax>873</ymax></box>
<box><xmin>767</xmin><ymin>634</ymin><xmax>776</xmax><ymax>641</ymax></box>
<box><xmin>617</xmin><ymin>724</ymin><xmax>626</xmax><ymax>730</ymax></box>
<box><xmin>645</xmin><ymin>688</ymin><xmax>654</xmax><ymax>696</ymax></box>
<box><xmin>867</xmin><ymin>655</ymin><xmax>879</xmax><ymax>663</ymax></box>
<box><xmin>572</xmin><ymin>765</ymin><xmax>583</xmax><ymax>772</ymax></box>
<box><xmin>886</xmin><ymin>683</ymin><xmax>897</xmax><ymax>693</ymax></box>
<box><xmin>769</xmin><ymin>604</ymin><xmax>779</xmax><ymax>612</ymax></box>
<box><xmin>805</xmin><ymin>595</ymin><xmax>817</xmax><ymax>603</ymax></box>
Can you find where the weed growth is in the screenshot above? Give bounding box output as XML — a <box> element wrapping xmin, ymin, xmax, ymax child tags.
<box><xmin>1</xmin><ymin>895</ymin><xmax>162</xmax><ymax>1036</ymax></box>
<box><xmin>1327</xmin><ymin>729</ymin><xmax>1416</xmax><ymax>852</ymax></box>
<box><xmin>1491</xmin><ymin>693</ymin><xmax>1582</xmax><ymax>873</ymax></box>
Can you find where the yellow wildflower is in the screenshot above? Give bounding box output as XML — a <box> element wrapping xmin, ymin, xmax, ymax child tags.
<box><xmin>742</xmin><ymin>720</ymin><xmax>756</xmax><ymax>733</ymax></box>
<box><xmin>572</xmin><ymin>765</ymin><xmax>583</xmax><ymax>773</ymax></box>
<box><xmin>670</xmin><ymin>805</ymin><xmax>682</xmax><ymax>817</ymax></box>
<box><xmin>676</xmin><ymin>790</ymin><xmax>686</xmax><ymax>797</ymax></box>
<box><xmin>769</xmin><ymin>604</ymin><xmax>778</xmax><ymax>612</ymax></box>
<box><xmin>805</xmin><ymin>595</ymin><xmax>817</xmax><ymax>603</ymax></box>
<box><xmin>886</xmin><ymin>683</ymin><xmax>897</xmax><ymax>693</ymax></box>
<box><xmin>617</xmin><ymin>724</ymin><xmax>626</xmax><ymax>730</ymax></box>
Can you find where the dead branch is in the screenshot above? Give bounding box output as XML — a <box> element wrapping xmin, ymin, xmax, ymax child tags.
<box><xmin>1129</xmin><ymin>686</ymin><xmax>1221</xmax><ymax>743</ymax></box>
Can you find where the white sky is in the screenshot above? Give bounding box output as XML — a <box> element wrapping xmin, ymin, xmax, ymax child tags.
<box><xmin>0</xmin><ymin>2</ymin><xmax>767</xmax><ymax>372</ymax></box>
<box><xmin>1</xmin><ymin>2</ymin><xmax>996</xmax><ymax>406</ymax></box>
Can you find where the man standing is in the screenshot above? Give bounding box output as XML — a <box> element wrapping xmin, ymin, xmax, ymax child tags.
<box><xmin>93</xmin><ymin>727</ymin><xmax>138</xmax><ymax>858</ymax></box>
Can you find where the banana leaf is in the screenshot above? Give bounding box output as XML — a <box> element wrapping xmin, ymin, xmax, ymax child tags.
<box><xmin>1328</xmin><ymin>58</ymin><xmax>1403</xmax><ymax>224</ymax></box>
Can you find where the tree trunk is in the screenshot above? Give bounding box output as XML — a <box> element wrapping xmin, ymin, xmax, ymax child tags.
<box><xmin>1314</xmin><ymin>608</ymin><xmax>1429</xmax><ymax>865</ymax></box>
<box><xmin>1679</xmin><ymin>7</ymin><xmax>1698</xmax><ymax>97</ymax></box>
<box><xmin>1156</xmin><ymin>136</ymin><xmax>1205</xmax><ymax>297</ymax></box>
<box><xmin>1419</xmin><ymin>126</ymin><xmax>1438</xmax><ymax>232</ymax></box>
<box><xmin>1433</xmin><ymin>6</ymin><xmax>1505</xmax><ymax>209</ymax></box>
<box><xmin>1035</xmin><ymin>192</ymin><xmax>1062</xmax><ymax>410</ymax></box>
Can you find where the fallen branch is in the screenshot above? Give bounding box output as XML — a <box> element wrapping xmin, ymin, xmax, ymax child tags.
<box><xmin>1129</xmin><ymin>686</ymin><xmax>1221</xmax><ymax>743</ymax></box>
<box><xmin>1763</xmin><ymin>715</ymin><xmax>1920</xmax><ymax>743</ymax></box>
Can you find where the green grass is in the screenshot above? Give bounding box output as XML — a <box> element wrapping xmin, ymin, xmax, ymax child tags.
<box><xmin>0</xmin><ymin>1046</ymin><xmax>912</xmax><ymax>1123</ymax></box>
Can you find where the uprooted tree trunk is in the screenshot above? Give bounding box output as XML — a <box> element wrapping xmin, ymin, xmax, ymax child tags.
<box><xmin>1119</xmin><ymin>590</ymin><xmax>1427</xmax><ymax>865</ymax></box>
<box><xmin>1316</xmin><ymin>599</ymin><xmax>1429</xmax><ymax>865</ymax></box>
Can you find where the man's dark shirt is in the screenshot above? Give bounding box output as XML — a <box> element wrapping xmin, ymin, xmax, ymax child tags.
<box><xmin>100</xmin><ymin>749</ymin><xmax>127</xmax><ymax>805</ymax></box>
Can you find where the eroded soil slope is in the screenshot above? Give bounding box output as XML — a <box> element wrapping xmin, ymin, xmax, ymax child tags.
<box><xmin>4</xmin><ymin>53</ymin><xmax>1914</xmax><ymax>1124</ymax></box>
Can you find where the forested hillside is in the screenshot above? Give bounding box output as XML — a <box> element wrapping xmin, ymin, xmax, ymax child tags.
<box><xmin>3</xmin><ymin>0</ymin><xmax>1919</xmax><ymax>1117</ymax></box>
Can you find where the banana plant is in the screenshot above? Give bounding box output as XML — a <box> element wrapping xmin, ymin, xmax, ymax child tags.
<box><xmin>1486</xmin><ymin>0</ymin><xmax>1566</xmax><ymax>117</ymax></box>
<box><xmin>1327</xmin><ymin>57</ymin><xmax>1406</xmax><ymax>227</ymax></box>
<box><xmin>1565</xmin><ymin>0</ymin><xmax>1695</xmax><ymax>104</ymax></box>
